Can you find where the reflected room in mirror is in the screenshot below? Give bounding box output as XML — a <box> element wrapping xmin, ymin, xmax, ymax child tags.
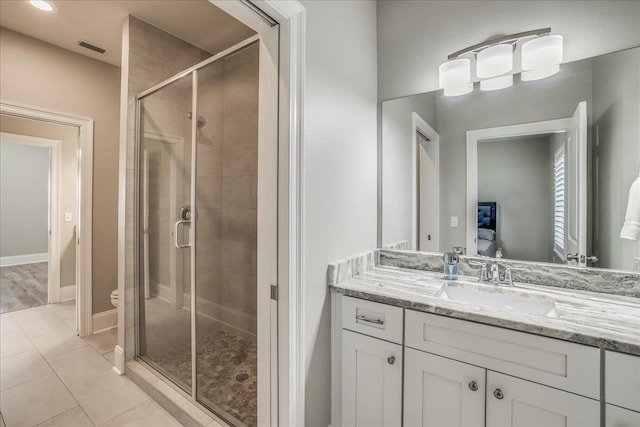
<box><xmin>380</xmin><ymin>46</ymin><xmax>640</xmax><ymax>272</ymax></box>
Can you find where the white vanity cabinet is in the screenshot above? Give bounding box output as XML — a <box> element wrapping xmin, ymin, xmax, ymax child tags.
<box><xmin>404</xmin><ymin>349</ymin><xmax>485</xmax><ymax>427</ymax></box>
<box><xmin>333</xmin><ymin>294</ymin><xmax>608</xmax><ymax>427</ymax></box>
<box><xmin>336</xmin><ymin>296</ymin><xmax>404</xmax><ymax>427</ymax></box>
<box><xmin>605</xmin><ymin>351</ymin><xmax>640</xmax><ymax>426</ymax></box>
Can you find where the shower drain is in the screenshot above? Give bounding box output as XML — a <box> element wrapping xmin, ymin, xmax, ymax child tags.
<box><xmin>235</xmin><ymin>372</ymin><xmax>251</xmax><ymax>382</ymax></box>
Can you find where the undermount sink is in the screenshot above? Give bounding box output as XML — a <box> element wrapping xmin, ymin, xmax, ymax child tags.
<box><xmin>437</xmin><ymin>282</ymin><xmax>559</xmax><ymax>318</ymax></box>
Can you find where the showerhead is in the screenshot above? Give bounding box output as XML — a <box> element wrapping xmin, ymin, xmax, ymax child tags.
<box><xmin>187</xmin><ymin>112</ymin><xmax>206</xmax><ymax>128</ymax></box>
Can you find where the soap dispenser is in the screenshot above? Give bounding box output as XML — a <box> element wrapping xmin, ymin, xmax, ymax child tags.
<box><xmin>443</xmin><ymin>252</ymin><xmax>459</xmax><ymax>280</ymax></box>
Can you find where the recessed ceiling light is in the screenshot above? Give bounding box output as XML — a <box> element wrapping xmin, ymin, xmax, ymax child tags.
<box><xmin>29</xmin><ymin>0</ymin><xmax>54</xmax><ymax>12</ymax></box>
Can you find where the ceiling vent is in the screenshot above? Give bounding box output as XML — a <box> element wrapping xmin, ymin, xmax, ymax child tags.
<box><xmin>78</xmin><ymin>41</ymin><xmax>106</xmax><ymax>54</ymax></box>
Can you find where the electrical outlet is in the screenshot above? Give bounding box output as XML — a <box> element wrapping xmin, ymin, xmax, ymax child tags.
<box><xmin>450</xmin><ymin>216</ymin><xmax>459</xmax><ymax>227</ymax></box>
<box><xmin>64</xmin><ymin>212</ymin><xmax>72</xmax><ymax>222</ymax></box>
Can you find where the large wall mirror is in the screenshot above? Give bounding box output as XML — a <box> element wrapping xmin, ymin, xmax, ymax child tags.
<box><xmin>380</xmin><ymin>46</ymin><xmax>640</xmax><ymax>273</ymax></box>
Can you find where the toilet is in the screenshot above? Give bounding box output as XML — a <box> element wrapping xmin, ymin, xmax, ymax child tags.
<box><xmin>110</xmin><ymin>289</ymin><xmax>118</xmax><ymax>308</ymax></box>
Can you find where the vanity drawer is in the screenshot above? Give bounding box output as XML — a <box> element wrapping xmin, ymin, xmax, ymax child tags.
<box><xmin>405</xmin><ymin>310</ymin><xmax>600</xmax><ymax>399</ymax></box>
<box><xmin>606</xmin><ymin>351</ymin><xmax>640</xmax><ymax>412</ymax></box>
<box><xmin>342</xmin><ymin>296</ymin><xmax>403</xmax><ymax>344</ymax></box>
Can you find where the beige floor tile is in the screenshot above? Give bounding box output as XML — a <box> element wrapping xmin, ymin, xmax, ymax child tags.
<box><xmin>0</xmin><ymin>314</ymin><xmax>22</xmax><ymax>336</ymax></box>
<box><xmin>0</xmin><ymin>330</ymin><xmax>36</xmax><ymax>359</ymax></box>
<box><xmin>31</xmin><ymin>328</ymin><xmax>88</xmax><ymax>359</ymax></box>
<box><xmin>67</xmin><ymin>370</ymin><xmax>148</xmax><ymax>425</ymax></box>
<box><xmin>47</xmin><ymin>346</ymin><xmax>113</xmax><ymax>387</ymax></box>
<box><xmin>103</xmin><ymin>351</ymin><xmax>115</xmax><ymax>365</ymax></box>
<box><xmin>0</xmin><ymin>349</ymin><xmax>52</xmax><ymax>391</ymax></box>
<box><xmin>35</xmin><ymin>406</ymin><xmax>94</xmax><ymax>427</ymax></box>
<box><xmin>45</xmin><ymin>301</ymin><xmax>76</xmax><ymax>321</ymax></box>
<box><xmin>100</xmin><ymin>400</ymin><xmax>180</xmax><ymax>427</ymax></box>
<box><xmin>82</xmin><ymin>329</ymin><xmax>117</xmax><ymax>355</ymax></box>
<box><xmin>0</xmin><ymin>373</ymin><xmax>78</xmax><ymax>427</ymax></box>
<box><xmin>11</xmin><ymin>308</ymin><xmax>68</xmax><ymax>338</ymax></box>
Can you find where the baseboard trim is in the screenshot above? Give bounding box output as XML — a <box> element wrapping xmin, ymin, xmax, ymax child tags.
<box><xmin>60</xmin><ymin>285</ymin><xmax>76</xmax><ymax>302</ymax></box>
<box><xmin>0</xmin><ymin>253</ymin><xmax>48</xmax><ymax>267</ymax></box>
<box><xmin>92</xmin><ymin>308</ymin><xmax>117</xmax><ymax>334</ymax></box>
<box><xmin>114</xmin><ymin>345</ymin><xmax>125</xmax><ymax>374</ymax></box>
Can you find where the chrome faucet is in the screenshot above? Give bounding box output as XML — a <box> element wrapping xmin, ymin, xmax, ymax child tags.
<box><xmin>469</xmin><ymin>260</ymin><xmax>526</xmax><ymax>287</ymax></box>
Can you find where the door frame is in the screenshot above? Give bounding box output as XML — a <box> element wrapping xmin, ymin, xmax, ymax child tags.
<box><xmin>0</xmin><ymin>131</ymin><xmax>61</xmax><ymax>302</ymax></box>
<box><xmin>0</xmin><ymin>101</ymin><xmax>94</xmax><ymax>336</ymax></box>
<box><xmin>466</xmin><ymin>117</ymin><xmax>572</xmax><ymax>257</ymax></box>
<box><xmin>412</xmin><ymin>112</ymin><xmax>440</xmax><ymax>251</ymax></box>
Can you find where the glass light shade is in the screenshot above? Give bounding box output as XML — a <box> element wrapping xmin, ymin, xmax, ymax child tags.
<box><xmin>476</xmin><ymin>44</ymin><xmax>513</xmax><ymax>78</ymax></box>
<box><xmin>480</xmin><ymin>74</ymin><xmax>513</xmax><ymax>91</ymax></box>
<box><xmin>439</xmin><ymin>58</ymin><xmax>471</xmax><ymax>89</ymax></box>
<box><xmin>521</xmin><ymin>64</ymin><xmax>560</xmax><ymax>81</ymax></box>
<box><xmin>444</xmin><ymin>82</ymin><xmax>473</xmax><ymax>97</ymax></box>
<box><xmin>29</xmin><ymin>0</ymin><xmax>53</xmax><ymax>11</ymax></box>
<box><xmin>521</xmin><ymin>35</ymin><xmax>563</xmax><ymax>70</ymax></box>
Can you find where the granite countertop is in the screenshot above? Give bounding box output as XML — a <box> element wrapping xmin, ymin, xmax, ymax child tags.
<box><xmin>330</xmin><ymin>264</ymin><xmax>640</xmax><ymax>356</ymax></box>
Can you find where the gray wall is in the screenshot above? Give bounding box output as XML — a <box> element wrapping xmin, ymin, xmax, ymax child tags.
<box><xmin>592</xmin><ymin>48</ymin><xmax>640</xmax><ymax>271</ymax></box>
<box><xmin>0</xmin><ymin>27</ymin><xmax>121</xmax><ymax>314</ymax></box>
<box><xmin>301</xmin><ymin>1</ymin><xmax>378</xmax><ymax>425</ymax></box>
<box><xmin>377</xmin><ymin>1</ymin><xmax>640</xmax><ymax>100</ymax></box>
<box><xmin>0</xmin><ymin>142</ymin><xmax>49</xmax><ymax>257</ymax></box>
<box><xmin>1</xmin><ymin>117</ymin><xmax>79</xmax><ymax>287</ymax></box>
<box><xmin>478</xmin><ymin>136</ymin><xmax>553</xmax><ymax>263</ymax></box>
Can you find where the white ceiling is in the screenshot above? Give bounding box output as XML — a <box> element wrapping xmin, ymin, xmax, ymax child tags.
<box><xmin>0</xmin><ymin>0</ymin><xmax>256</xmax><ymax>67</ymax></box>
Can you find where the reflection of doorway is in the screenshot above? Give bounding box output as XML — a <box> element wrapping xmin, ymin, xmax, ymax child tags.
<box><xmin>466</xmin><ymin>102</ymin><xmax>588</xmax><ymax>265</ymax></box>
<box><xmin>412</xmin><ymin>113</ymin><xmax>440</xmax><ymax>252</ymax></box>
<box><xmin>0</xmin><ymin>134</ymin><xmax>55</xmax><ymax>312</ymax></box>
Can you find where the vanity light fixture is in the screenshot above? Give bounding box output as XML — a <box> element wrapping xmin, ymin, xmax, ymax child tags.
<box><xmin>439</xmin><ymin>28</ymin><xmax>562</xmax><ymax>96</ymax></box>
<box><xmin>29</xmin><ymin>0</ymin><xmax>54</xmax><ymax>12</ymax></box>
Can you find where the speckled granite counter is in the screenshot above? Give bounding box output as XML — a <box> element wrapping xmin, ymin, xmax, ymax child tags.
<box><xmin>329</xmin><ymin>261</ymin><xmax>640</xmax><ymax>356</ymax></box>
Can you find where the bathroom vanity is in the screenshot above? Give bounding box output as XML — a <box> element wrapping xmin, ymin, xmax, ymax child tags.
<box><xmin>329</xmin><ymin>250</ymin><xmax>640</xmax><ymax>427</ymax></box>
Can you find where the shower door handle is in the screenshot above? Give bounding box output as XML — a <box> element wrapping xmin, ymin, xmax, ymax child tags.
<box><xmin>173</xmin><ymin>219</ymin><xmax>191</xmax><ymax>249</ymax></box>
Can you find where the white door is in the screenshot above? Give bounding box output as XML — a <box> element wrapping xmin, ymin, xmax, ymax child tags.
<box><xmin>417</xmin><ymin>133</ymin><xmax>439</xmax><ymax>252</ymax></box>
<box><xmin>404</xmin><ymin>348</ymin><xmax>485</xmax><ymax>427</ymax></box>
<box><xmin>606</xmin><ymin>405</ymin><xmax>640</xmax><ymax>427</ymax></box>
<box><xmin>565</xmin><ymin>101</ymin><xmax>588</xmax><ymax>266</ymax></box>
<box><xmin>486</xmin><ymin>371</ymin><xmax>600</xmax><ymax>427</ymax></box>
<box><xmin>341</xmin><ymin>330</ymin><xmax>402</xmax><ymax>427</ymax></box>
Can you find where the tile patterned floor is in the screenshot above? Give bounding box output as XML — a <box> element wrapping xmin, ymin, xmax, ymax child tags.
<box><xmin>0</xmin><ymin>301</ymin><xmax>182</xmax><ymax>427</ymax></box>
<box><xmin>0</xmin><ymin>263</ymin><xmax>48</xmax><ymax>313</ymax></box>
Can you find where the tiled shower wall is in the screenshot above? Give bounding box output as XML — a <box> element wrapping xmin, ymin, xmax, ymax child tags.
<box><xmin>192</xmin><ymin>45</ymin><xmax>259</xmax><ymax>339</ymax></box>
<box><xmin>123</xmin><ymin>17</ymin><xmax>212</xmax><ymax>360</ymax></box>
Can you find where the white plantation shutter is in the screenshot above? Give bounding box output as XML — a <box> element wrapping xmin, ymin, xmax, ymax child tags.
<box><xmin>554</xmin><ymin>146</ymin><xmax>566</xmax><ymax>254</ymax></box>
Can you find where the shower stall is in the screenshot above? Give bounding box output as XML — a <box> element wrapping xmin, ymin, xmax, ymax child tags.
<box><xmin>135</xmin><ymin>36</ymin><xmax>260</xmax><ymax>426</ymax></box>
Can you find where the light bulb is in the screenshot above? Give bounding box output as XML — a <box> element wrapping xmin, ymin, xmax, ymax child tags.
<box><xmin>522</xmin><ymin>35</ymin><xmax>563</xmax><ymax>70</ymax></box>
<box><xmin>29</xmin><ymin>0</ymin><xmax>54</xmax><ymax>11</ymax></box>
<box><xmin>444</xmin><ymin>82</ymin><xmax>473</xmax><ymax>97</ymax></box>
<box><xmin>439</xmin><ymin>58</ymin><xmax>471</xmax><ymax>89</ymax></box>
<box><xmin>476</xmin><ymin>44</ymin><xmax>513</xmax><ymax>78</ymax></box>
<box><xmin>480</xmin><ymin>74</ymin><xmax>513</xmax><ymax>91</ymax></box>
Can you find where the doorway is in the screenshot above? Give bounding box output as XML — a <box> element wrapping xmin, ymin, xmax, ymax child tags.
<box><xmin>0</xmin><ymin>103</ymin><xmax>95</xmax><ymax>335</ymax></box>
<box><xmin>0</xmin><ymin>132</ymin><xmax>56</xmax><ymax>312</ymax></box>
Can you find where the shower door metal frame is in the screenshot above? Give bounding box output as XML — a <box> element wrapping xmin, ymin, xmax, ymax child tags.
<box><xmin>134</xmin><ymin>33</ymin><xmax>270</xmax><ymax>425</ymax></box>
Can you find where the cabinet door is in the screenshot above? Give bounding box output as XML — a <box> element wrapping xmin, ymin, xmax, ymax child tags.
<box><xmin>341</xmin><ymin>330</ymin><xmax>402</xmax><ymax>427</ymax></box>
<box><xmin>486</xmin><ymin>371</ymin><xmax>600</xmax><ymax>427</ymax></box>
<box><xmin>607</xmin><ymin>405</ymin><xmax>640</xmax><ymax>427</ymax></box>
<box><xmin>404</xmin><ymin>348</ymin><xmax>485</xmax><ymax>427</ymax></box>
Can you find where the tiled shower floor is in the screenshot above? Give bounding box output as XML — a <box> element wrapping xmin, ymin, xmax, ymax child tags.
<box><xmin>141</xmin><ymin>298</ymin><xmax>257</xmax><ymax>427</ymax></box>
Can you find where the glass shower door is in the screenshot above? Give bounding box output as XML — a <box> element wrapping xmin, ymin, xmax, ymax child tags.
<box><xmin>137</xmin><ymin>73</ymin><xmax>193</xmax><ymax>392</ymax></box>
<box><xmin>194</xmin><ymin>44</ymin><xmax>259</xmax><ymax>426</ymax></box>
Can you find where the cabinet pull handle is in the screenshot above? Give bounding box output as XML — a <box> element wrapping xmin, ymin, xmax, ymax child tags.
<box><xmin>387</xmin><ymin>356</ymin><xmax>396</xmax><ymax>365</ymax></box>
<box><xmin>468</xmin><ymin>381</ymin><xmax>478</xmax><ymax>391</ymax></box>
<box><xmin>356</xmin><ymin>314</ymin><xmax>384</xmax><ymax>325</ymax></box>
<box><xmin>493</xmin><ymin>388</ymin><xmax>504</xmax><ymax>400</ymax></box>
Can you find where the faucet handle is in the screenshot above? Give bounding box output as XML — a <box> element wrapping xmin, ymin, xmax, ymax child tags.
<box><xmin>469</xmin><ymin>260</ymin><xmax>489</xmax><ymax>283</ymax></box>
<box><xmin>503</xmin><ymin>264</ymin><xmax>525</xmax><ymax>286</ymax></box>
